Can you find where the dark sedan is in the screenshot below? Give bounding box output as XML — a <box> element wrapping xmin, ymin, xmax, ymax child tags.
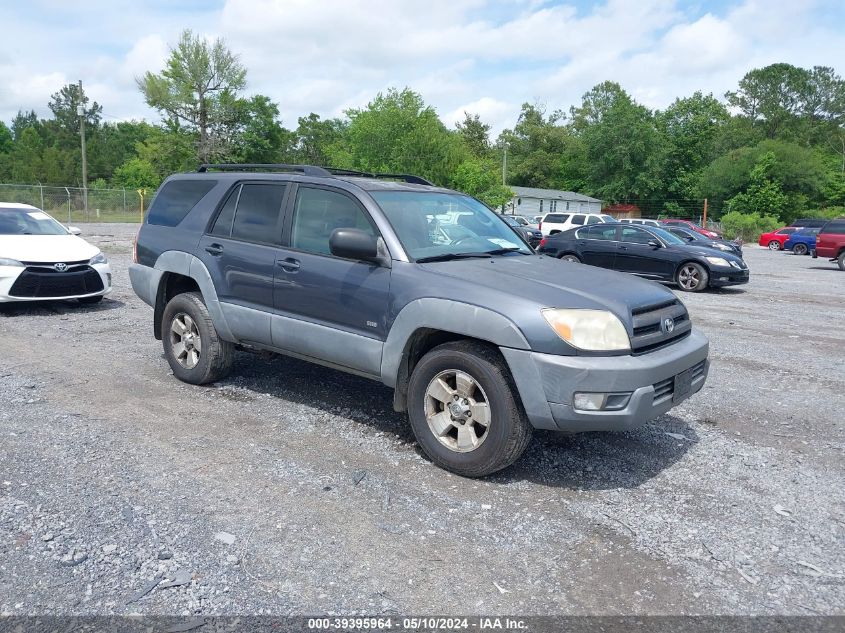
<box><xmin>502</xmin><ymin>214</ymin><xmax>543</xmax><ymax>248</ymax></box>
<box><xmin>538</xmin><ymin>223</ymin><xmax>749</xmax><ymax>292</ymax></box>
<box><xmin>663</xmin><ymin>225</ymin><xmax>743</xmax><ymax>258</ymax></box>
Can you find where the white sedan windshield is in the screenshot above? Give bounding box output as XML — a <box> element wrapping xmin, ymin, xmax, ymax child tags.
<box><xmin>0</xmin><ymin>208</ymin><xmax>68</xmax><ymax>236</ymax></box>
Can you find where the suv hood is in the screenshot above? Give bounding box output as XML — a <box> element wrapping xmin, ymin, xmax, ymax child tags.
<box><xmin>421</xmin><ymin>254</ymin><xmax>676</xmax><ymax>319</ymax></box>
<box><xmin>0</xmin><ymin>234</ymin><xmax>99</xmax><ymax>263</ymax></box>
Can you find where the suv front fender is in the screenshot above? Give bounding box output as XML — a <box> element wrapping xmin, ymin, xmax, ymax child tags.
<box><xmin>380</xmin><ymin>298</ymin><xmax>530</xmax><ymax>389</ymax></box>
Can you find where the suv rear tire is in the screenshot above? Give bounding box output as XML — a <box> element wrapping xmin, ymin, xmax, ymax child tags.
<box><xmin>162</xmin><ymin>292</ymin><xmax>234</xmax><ymax>385</ymax></box>
<box><xmin>407</xmin><ymin>341</ymin><xmax>532</xmax><ymax>477</ymax></box>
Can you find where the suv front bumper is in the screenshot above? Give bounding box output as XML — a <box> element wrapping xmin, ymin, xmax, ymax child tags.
<box><xmin>501</xmin><ymin>329</ymin><xmax>709</xmax><ymax>433</ymax></box>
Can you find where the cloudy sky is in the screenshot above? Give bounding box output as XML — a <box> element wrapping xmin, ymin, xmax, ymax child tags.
<box><xmin>1</xmin><ymin>0</ymin><xmax>843</xmax><ymax>133</ymax></box>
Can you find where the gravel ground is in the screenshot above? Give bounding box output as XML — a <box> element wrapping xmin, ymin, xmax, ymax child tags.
<box><xmin>0</xmin><ymin>224</ymin><xmax>843</xmax><ymax>616</ymax></box>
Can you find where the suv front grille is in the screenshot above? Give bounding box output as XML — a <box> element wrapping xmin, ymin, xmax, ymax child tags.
<box><xmin>9</xmin><ymin>266</ymin><xmax>104</xmax><ymax>298</ymax></box>
<box><xmin>630</xmin><ymin>299</ymin><xmax>692</xmax><ymax>354</ymax></box>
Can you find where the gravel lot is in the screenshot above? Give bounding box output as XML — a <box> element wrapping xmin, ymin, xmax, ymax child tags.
<box><xmin>1</xmin><ymin>223</ymin><xmax>843</xmax><ymax>616</ymax></box>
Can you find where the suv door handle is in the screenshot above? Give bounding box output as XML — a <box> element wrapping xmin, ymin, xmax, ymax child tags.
<box><xmin>205</xmin><ymin>243</ymin><xmax>224</xmax><ymax>256</ymax></box>
<box><xmin>278</xmin><ymin>258</ymin><xmax>300</xmax><ymax>272</ymax></box>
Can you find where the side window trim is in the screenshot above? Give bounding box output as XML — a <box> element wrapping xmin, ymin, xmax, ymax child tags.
<box><xmin>206</xmin><ymin>183</ymin><xmax>243</xmax><ymax>237</ymax></box>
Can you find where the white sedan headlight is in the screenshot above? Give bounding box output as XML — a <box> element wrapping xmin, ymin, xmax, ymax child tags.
<box><xmin>705</xmin><ymin>256</ymin><xmax>730</xmax><ymax>267</ymax></box>
<box><xmin>89</xmin><ymin>252</ymin><xmax>108</xmax><ymax>265</ymax></box>
<box><xmin>0</xmin><ymin>257</ymin><xmax>24</xmax><ymax>267</ymax></box>
<box><xmin>542</xmin><ymin>308</ymin><xmax>630</xmax><ymax>352</ymax></box>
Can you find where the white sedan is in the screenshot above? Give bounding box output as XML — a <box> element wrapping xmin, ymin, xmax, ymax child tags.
<box><xmin>0</xmin><ymin>203</ymin><xmax>112</xmax><ymax>304</ymax></box>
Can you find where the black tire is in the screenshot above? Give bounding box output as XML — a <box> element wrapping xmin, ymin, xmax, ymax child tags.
<box><xmin>559</xmin><ymin>253</ymin><xmax>581</xmax><ymax>263</ymax></box>
<box><xmin>676</xmin><ymin>261</ymin><xmax>709</xmax><ymax>292</ymax></box>
<box><xmin>838</xmin><ymin>252</ymin><xmax>845</xmax><ymax>271</ymax></box>
<box><xmin>768</xmin><ymin>240</ymin><xmax>781</xmax><ymax>250</ymax></box>
<box><xmin>407</xmin><ymin>340</ymin><xmax>532</xmax><ymax>478</ymax></box>
<box><xmin>78</xmin><ymin>295</ymin><xmax>103</xmax><ymax>304</ymax></box>
<box><xmin>793</xmin><ymin>243</ymin><xmax>808</xmax><ymax>256</ymax></box>
<box><xmin>161</xmin><ymin>292</ymin><xmax>234</xmax><ymax>385</ymax></box>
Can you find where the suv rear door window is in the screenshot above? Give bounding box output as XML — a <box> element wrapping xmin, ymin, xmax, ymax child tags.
<box><xmin>822</xmin><ymin>220</ymin><xmax>845</xmax><ymax>233</ymax></box>
<box><xmin>544</xmin><ymin>214</ymin><xmax>569</xmax><ymax>223</ymax></box>
<box><xmin>147</xmin><ymin>179</ymin><xmax>217</xmax><ymax>227</ymax></box>
<box><xmin>572</xmin><ymin>214</ymin><xmax>586</xmax><ymax>225</ymax></box>
<box><xmin>290</xmin><ymin>187</ymin><xmax>376</xmax><ymax>256</ymax></box>
<box><xmin>230</xmin><ymin>183</ymin><xmax>287</xmax><ymax>244</ymax></box>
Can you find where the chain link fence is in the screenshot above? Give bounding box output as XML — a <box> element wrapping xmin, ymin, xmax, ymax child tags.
<box><xmin>0</xmin><ymin>183</ymin><xmax>150</xmax><ymax>223</ymax></box>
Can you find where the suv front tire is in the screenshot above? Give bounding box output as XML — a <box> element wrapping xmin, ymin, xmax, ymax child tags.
<box><xmin>407</xmin><ymin>341</ymin><xmax>532</xmax><ymax>477</ymax></box>
<box><xmin>162</xmin><ymin>292</ymin><xmax>234</xmax><ymax>385</ymax></box>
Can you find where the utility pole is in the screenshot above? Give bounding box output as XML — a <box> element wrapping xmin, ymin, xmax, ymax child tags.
<box><xmin>703</xmin><ymin>198</ymin><xmax>708</xmax><ymax>227</ymax></box>
<box><xmin>502</xmin><ymin>141</ymin><xmax>508</xmax><ymax>186</ymax></box>
<box><xmin>78</xmin><ymin>80</ymin><xmax>88</xmax><ymax>217</ymax></box>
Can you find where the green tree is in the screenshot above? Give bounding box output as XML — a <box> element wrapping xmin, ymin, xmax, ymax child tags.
<box><xmin>726</xmin><ymin>152</ymin><xmax>789</xmax><ymax>218</ymax></box>
<box><xmin>11</xmin><ymin>110</ymin><xmax>39</xmax><ymax>141</ymax></box>
<box><xmin>451</xmin><ymin>158</ymin><xmax>513</xmax><ymax>208</ymax></box>
<box><xmin>231</xmin><ymin>95</ymin><xmax>296</xmax><ymax>163</ymax></box>
<box><xmin>48</xmin><ymin>83</ymin><xmax>102</xmax><ymax>136</ymax></box>
<box><xmin>293</xmin><ymin>113</ymin><xmax>346</xmax><ymax>166</ymax></box>
<box><xmin>455</xmin><ymin>112</ymin><xmax>491</xmax><ymax>158</ymax></box>
<box><xmin>138</xmin><ymin>29</ymin><xmax>247</xmax><ymax>163</ymax></box>
<box><xmin>570</xmin><ymin>81</ymin><xmax>666</xmax><ymax>203</ymax></box>
<box><xmin>330</xmin><ymin>88</ymin><xmax>466</xmax><ymax>185</ymax></box>
<box><xmin>113</xmin><ymin>157</ymin><xmax>161</xmax><ymax>190</ymax></box>
<box><xmin>10</xmin><ymin>127</ymin><xmax>44</xmax><ymax>183</ymax></box>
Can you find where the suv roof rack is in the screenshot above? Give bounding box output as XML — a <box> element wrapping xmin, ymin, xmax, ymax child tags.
<box><xmin>197</xmin><ymin>163</ymin><xmax>333</xmax><ymax>177</ymax></box>
<box><xmin>197</xmin><ymin>163</ymin><xmax>434</xmax><ymax>186</ymax></box>
<box><xmin>325</xmin><ymin>167</ymin><xmax>434</xmax><ymax>186</ymax></box>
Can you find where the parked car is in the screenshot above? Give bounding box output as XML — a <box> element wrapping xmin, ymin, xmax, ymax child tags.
<box><xmin>539</xmin><ymin>212</ymin><xmax>615</xmax><ymax>236</ymax></box>
<box><xmin>619</xmin><ymin>218</ymin><xmax>661</xmax><ymax>228</ymax></box>
<box><xmin>130</xmin><ymin>164</ymin><xmax>709</xmax><ymax>477</ymax></box>
<box><xmin>789</xmin><ymin>218</ymin><xmax>829</xmax><ymax>229</ymax></box>
<box><xmin>663</xmin><ymin>225</ymin><xmax>743</xmax><ymax>258</ymax></box>
<box><xmin>501</xmin><ymin>215</ymin><xmax>543</xmax><ymax>248</ymax></box>
<box><xmin>783</xmin><ymin>228</ymin><xmax>820</xmax><ymax>255</ymax></box>
<box><xmin>660</xmin><ymin>219</ymin><xmax>722</xmax><ymax>239</ymax></box>
<box><xmin>537</xmin><ymin>223</ymin><xmax>749</xmax><ymax>292</ymax></box>
<box><xmin>812</xmin><ymin>218</ymin><xmax>845</xmax><ymax>270</ymax></box>
<box><xmin>758</xmin><ymin>227</ymin><xmax>798</xmax><ymax>250</ymax></box>
<box><xmin>0</xmin><ymin>203</ymin><xmax>112</xmax><ymax>304</ymax></box>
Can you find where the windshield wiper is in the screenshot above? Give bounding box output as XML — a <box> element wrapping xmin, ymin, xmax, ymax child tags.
<box><xmin>416</xmin><ymin>252</ymin><xmax>493</xmax><ymax>263</ymax></box>
<box><xmin>484</xmin><ymin>247</ymin><xmax>528</xmax><ymax>255</ymax></box>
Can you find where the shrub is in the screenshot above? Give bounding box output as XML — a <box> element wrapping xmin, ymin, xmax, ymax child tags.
<box><xmin>720</xmin><ymin>211</ymin><xmax>782</xmax><ymax>241</ymax></box>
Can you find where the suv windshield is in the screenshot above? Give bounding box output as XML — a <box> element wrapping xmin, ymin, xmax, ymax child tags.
<box><xmin>0</xmin><ymin>208</ymin><xmax>69</xmax><ymax>235</ymax></box>
<box><xmin>371</xmin><ymin>191</ymin><xmax>532</xmax><ymax>260</ymax></box>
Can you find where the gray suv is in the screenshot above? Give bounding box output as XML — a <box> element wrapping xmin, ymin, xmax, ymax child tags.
<box><xmin>130</xmin><ymin>164</ymin><xmax>709</xmax><ymax>477</ymax></box>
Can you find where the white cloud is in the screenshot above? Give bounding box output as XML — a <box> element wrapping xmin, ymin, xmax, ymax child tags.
<box><xmin>0</xmin><ymin>0</ymin><xmax>843</xmax><ymax>134</ymax></box>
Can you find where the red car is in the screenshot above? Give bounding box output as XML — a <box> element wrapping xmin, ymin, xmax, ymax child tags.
<box><xmin>758</xmin><ymin>227</ymin><xmax>798</xmax><ymax>250</ymax></box>
<box><xmin>661</xmin><ymin>219</ymin><xmax>722</xmax><ymax>239</ymax></box>
<box><xmin>812</xmin><ymin>218</ymin><xmax>845</xmax><ymax>270</ymax></box>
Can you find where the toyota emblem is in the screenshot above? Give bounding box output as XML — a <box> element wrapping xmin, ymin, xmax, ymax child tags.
<box><xmin>54</xmin><ymin>263</ymin><xmax>68</xmax><ymax>272</ymax></box>
<box><xmin>662</xmin><ymin>317</ymin><xmax>675</xmax><ymax>333</ymax></box>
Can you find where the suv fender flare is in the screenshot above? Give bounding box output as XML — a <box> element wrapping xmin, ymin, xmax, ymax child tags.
<box><xmin>380</xmin><ymin>298</ymin><xmax>530</xmax><ymax>388</ymax></box>
<box><xmin>153</xmin><ymin>251</ymin><xmax>235</xmax><ymax>342</ymax></box>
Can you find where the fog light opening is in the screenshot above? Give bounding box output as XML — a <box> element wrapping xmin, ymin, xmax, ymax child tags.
<box><xmin>573</xmin><ymin>392</ymin><xmax>632</xmax><ymax>412</ymax></box>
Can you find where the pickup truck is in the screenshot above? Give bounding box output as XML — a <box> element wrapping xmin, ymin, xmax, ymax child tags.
<box><xmin>130</xmin><ymin>164</ymin><xmax>710</xmax><ymax>476</ymax></box>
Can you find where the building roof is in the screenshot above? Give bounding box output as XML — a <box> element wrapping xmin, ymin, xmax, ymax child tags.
<box><xmin>509</xmin><ymin>186</ymin><xmax>601</xmax><ymax>203</ymax></box>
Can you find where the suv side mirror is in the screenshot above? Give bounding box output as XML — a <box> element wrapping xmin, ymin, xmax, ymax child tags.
<box><xmin>330</xmin><ymin>228</ymin><xmax>380</xmax><ymax>263</ymax></box>
<box><xmin>648</xmin><ymin>240</ymin><xmax>662</xmax><ymax>248</ymax></box>
<box><xmin>68</xmin><ymin>226</ymin><xmax>82</xmax><ymax>235</ymax></box>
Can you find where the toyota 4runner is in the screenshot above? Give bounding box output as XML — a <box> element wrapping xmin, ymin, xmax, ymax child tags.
<box><xmin>130</xmin><ymin>164</ymin><xmax>710</xmax><ymax>477</ymax></box>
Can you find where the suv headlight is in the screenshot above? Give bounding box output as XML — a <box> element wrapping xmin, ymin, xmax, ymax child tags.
<box><xmin>704</xmin><ymin>256</ymin><xmax>730</xmax><ymax>267</ymax></box>
<box><xmin>0</xmin><ymin>258</ymin><xmax>24</xmax><ymax>267</ymax></box>
<box><xmin>89</xmin><ymin>252</ymin><xmax>108</xmax><ymax>265</ymax></box>
<box><xmin>542</xmin><ymin>308</ymin><xmax>630</xmax><ymax>352</ymax></box>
